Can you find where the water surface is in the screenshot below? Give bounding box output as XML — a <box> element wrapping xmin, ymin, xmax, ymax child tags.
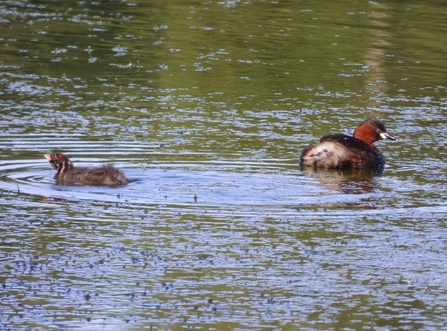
<box><xmin>1</xmin><ymin>0</ymin><xmax>447</xmax><ymax>330</ymax></box>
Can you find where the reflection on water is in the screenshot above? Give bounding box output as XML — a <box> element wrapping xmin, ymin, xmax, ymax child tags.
<box><xmin>302</xmin><ymin>167</ymin><xmax>384</xmax><ymax>194</ymax></box>
<box><xmin>1</xmin><ymin>0</ymin><xmax>447</xmax><ymax>330</ymax></box>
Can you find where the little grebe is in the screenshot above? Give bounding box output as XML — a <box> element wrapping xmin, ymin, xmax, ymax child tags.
<box><xmin>300</xmin><ymin>119</ymin><xmax>395</xmax><ymax>169</ymax></box>
<box><xmin>44</xmin><ymin>153</ymin><xmax>129</xmax><ymax>185</ymax></box>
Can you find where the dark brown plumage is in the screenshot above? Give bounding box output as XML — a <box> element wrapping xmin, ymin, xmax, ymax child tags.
<box><xmin>44</xmin><ymin>153</ymin><xmax>129</xmax><ymax>186</ymax></box>
<box><xmin>300</xmin><ymin>119</ymin><xmax>396</xmax><ymax>170</ymax></box>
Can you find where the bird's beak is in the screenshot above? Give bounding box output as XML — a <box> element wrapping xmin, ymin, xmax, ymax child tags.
<box><xmin>380</xmin><ymin>132</ymin><xmax>396</xmax><ymax>140</ymax></box>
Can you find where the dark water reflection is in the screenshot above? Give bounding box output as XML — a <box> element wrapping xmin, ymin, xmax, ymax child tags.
<box><xmin>1</xmin><ymin>0</ymin><xmax>447</xmax><ymax>330</ymax></box>
<box><xmin>302</xmin><ymin>167</ymin><xmax>384</xmax><ymax>194</ymax></box>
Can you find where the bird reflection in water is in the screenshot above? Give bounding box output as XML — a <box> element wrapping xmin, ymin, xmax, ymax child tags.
<box><xmin>301</xmin><ymin>166</ymin><xmax>384</xmax><ymax>194</ymax></box>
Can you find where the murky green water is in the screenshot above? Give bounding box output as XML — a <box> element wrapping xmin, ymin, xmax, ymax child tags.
<box><xmin>1</xmin><ymin>1</ymin><xmax>447</xmax><ymax>330</ymax></box>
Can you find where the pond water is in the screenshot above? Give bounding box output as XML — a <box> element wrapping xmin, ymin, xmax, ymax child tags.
<box><xmin>1</xmin><ymin>1</ymin><xmax>447</xmax><ymax>330</ymax></box>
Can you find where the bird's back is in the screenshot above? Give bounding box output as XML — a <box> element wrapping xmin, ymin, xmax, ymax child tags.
<box><xmin>300</xmin><ymin>134</ymin><xmax>385</xmax><ymax>169</ymax></box>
